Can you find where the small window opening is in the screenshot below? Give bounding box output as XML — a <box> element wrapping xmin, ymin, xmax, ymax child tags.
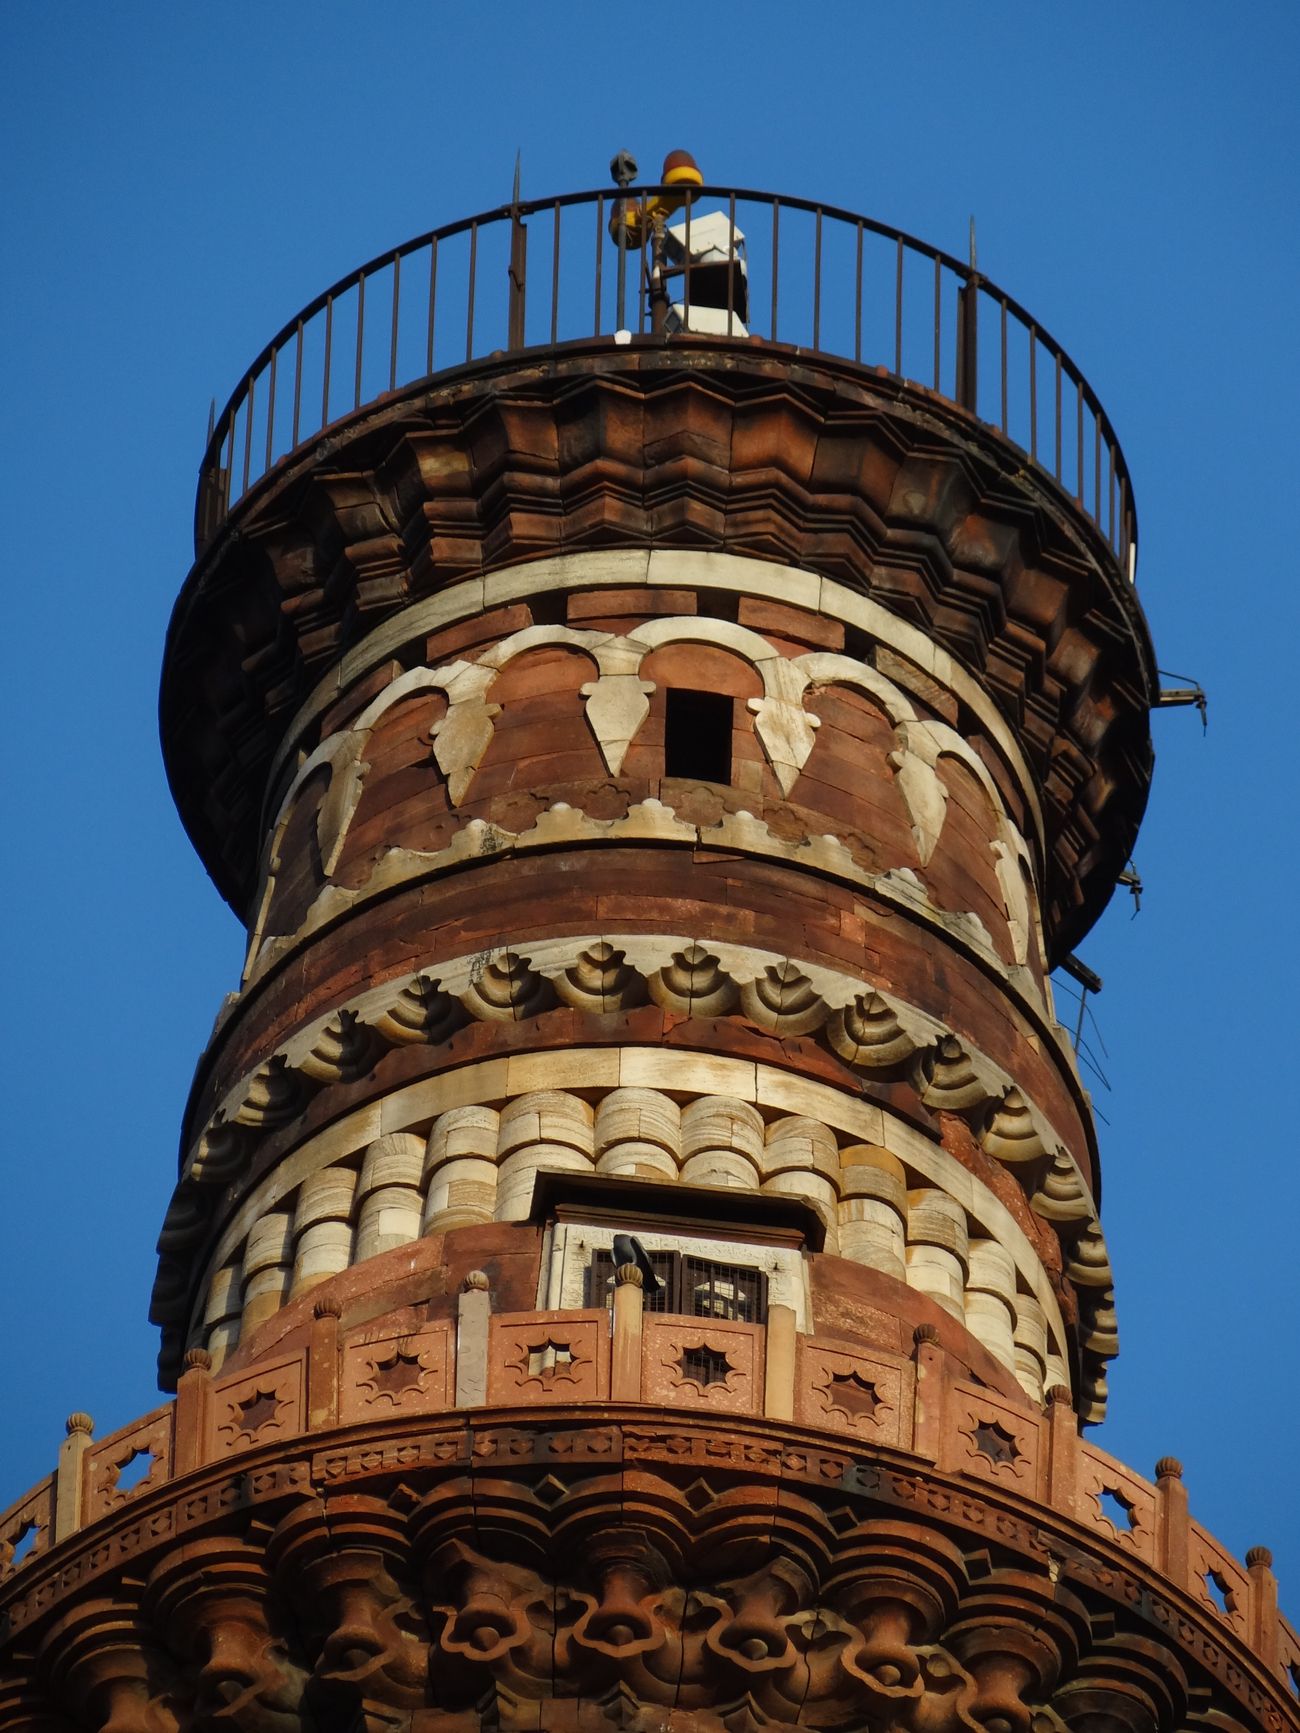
<box><xmin>664</xmin><ymin>689</ymin><xmax>732</xmax><ymax>785</ymax></box>
<box><xmin>1204</xmin><ymin>1570</ymin><xmax>1232</xmax><ymax>1617</ymax></box>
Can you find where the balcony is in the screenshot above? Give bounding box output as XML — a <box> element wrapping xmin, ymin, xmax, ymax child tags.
<box><xmin>194</xmin><ymin>183</ymin><xmax>1137</xmax><ymax>581</ymax></box>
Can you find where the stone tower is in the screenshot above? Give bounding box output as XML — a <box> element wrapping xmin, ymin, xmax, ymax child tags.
<box><xmin>2</xmin><ymin>162</ymin><xmax>1295</xmax><ymax>1733</ymax></box>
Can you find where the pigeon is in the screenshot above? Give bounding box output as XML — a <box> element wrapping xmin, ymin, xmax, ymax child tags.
<box><xmin>611</xmin><ymin>1232</ymin><xmax>662</xmax><ymax>1295</ymax></box>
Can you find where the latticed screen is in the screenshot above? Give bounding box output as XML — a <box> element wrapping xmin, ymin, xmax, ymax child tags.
<box><xmin>586</xmin><ymin>1249</ymin><xmax>767</xmax><ymax>1323</ymax></box>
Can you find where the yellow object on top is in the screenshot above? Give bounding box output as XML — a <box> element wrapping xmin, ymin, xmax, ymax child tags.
<box><xmin>610</xmin><ymin>149</ymin><xmax>703</xmax><ymax>249</ymax></box>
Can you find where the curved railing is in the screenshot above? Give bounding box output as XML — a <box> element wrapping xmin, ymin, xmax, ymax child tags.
<box><xmin>194</xmin><ymin>185</ymin><xmax>1137</xmax><ymax>578</ymax></box>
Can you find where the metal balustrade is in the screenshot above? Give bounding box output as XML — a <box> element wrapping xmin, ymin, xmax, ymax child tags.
<box><xmin>194</xmin><ymin>185</ymin><xmax>1137</xmax><ymax>579</ymax></box>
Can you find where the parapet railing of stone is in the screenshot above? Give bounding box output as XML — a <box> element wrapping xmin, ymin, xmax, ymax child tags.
<box><xmin>194</xmin><ymin>184</ymin><xmax>1137</xmax><ymax>578</ymax></box>
<box><xmin>2</xmin><ymin>1280</ymin><xmax>1291</xmax><ymax>1696</ymax></box>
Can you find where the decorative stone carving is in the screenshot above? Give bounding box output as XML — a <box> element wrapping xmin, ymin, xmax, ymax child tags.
<box><xmin>739</xmin><ymin>961</ymin><xmax>827</xmax><ymax>1035</ymax></box>
<box><xmin>459</xmin><ymin>951</ymin><xmax>554</xmax><ymax>1023</ymax></box>
<box><xmin>554</xmin><ymin>941</ymin><xmax>646</xmax><ymax>1013</ymax></box>
<box><xmin>914</xmin><ymin>1035</ymin><xmax>996</xmax><ymax>1113</ymax></box>
<box><xmin>580</xmin><ymin>670</ymin><xmax>655</xmax><ymax>776</ymax></box>
<box><xmin>981</xmin><ymin>1086</ymin><xmax>1050</xmax><ymax>1179</ymax></box>
<box><xmin>368</xmin><ymin>974</ymin><xmax>463</xmax><ymax>1045</ymax></box>
<box><xmin>245</xmin><ymin>793</ymin><xmax>1039</xmax><ymax>994</ymax></box>
<box><xmin>648</xmin><ymin>944</ymin><xmax>738</xmax><ymax>1018</ymax></box>
<box><xmin>826</xmin><ymin>989</ymin><xmax>919</xmax><ymax>1069</ymax></box>
<box><xmin>428</xmin><ymin>662</ymin><xmax>500</xmax><ymax>803</ymax></box>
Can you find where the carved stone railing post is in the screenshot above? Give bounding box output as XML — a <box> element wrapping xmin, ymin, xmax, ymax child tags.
<box><xmin>1046</xmin><ymin>1381</ymin><xmax>1078</xmax><ymax>1514</ymax></box>
<box><xmin>455</xmin><ymin>1271</ymin><xmax>491</xmax><ymax>1408</ymax></box>
<box><xmin>173</xmin><ymin>1349</ymin><xmax>212</xmax><ymax>1475</ymax></box>
<box><xmin>763</xmin><ymin>1304</ymin><xmax>796</xmax><ymax>1421</ymax></box>
<box><xmin>1155</xmin><ymin>1456</ymin><xmax>1190</xmax><ymax>1587</ymax></box>
<box><xmin>912</xmin><ymin>1324</ymin><xmax>945</xmax><ymax>1463</ymax></box>
<box><xmin>52</xmin><ymin>1414</ymin><xmax>93</xmax><ymax>1544</ymax></box>
<box><xmin>611</xmin><ymin>1262</ymin><xmax>644</xmax><ymax>1402</ymax></box>
<box><xmin>1247</xmin><ymin>1546</ymin><xmax>1280</xmax><ymax>1669</ymax></box>
<box><xmin>308</xmin><ymin>1295</ymin><xmax>341</xmax><ymax>1429</ymax></box>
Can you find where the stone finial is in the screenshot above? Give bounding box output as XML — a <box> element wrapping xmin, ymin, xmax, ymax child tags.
<box><xmin>1155</xmin><ymin>1456</ymin><xmax>1183</xmax><ymax>1481</ymax></box>
<box><xmin>313</xmin><ymin>1294</ymin><xmax>343</xmax><ymax>1319</ymax></box>
<box><xmin>913</xmin><ymin>1323</ymin><xmax>941</xmax><ymax>1347</ymax></box>
<box><xmin>65</xmin><ymin>1413</ymin><xmax>94</xmax><ymax>1437</ymax></box>
<box><xmin>182</xmin><ymin>1347</ymin><xmax>213</xmax><ymax>1373</ymax></box>
<box><xmin>614</xmin><ymin>1262</ymin><xmax>644</xmax><ymax>1288</ymax></box>
<box><xmin>1045</xmin><ymin>1384</ymin><xmax>1072</xmax><ymax>1406</ymax></box>
<box><xmin>463</xmin><ymin>1270</ymin><xmax>490</xmax><ymax>1292</ymax></box>
<box><xmin>1246</xmin><ymin>1546</ymin><xmax>1274</xmax><ymax>1569</ymax></box>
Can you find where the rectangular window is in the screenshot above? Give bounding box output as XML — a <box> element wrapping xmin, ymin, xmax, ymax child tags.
<box><xmin>585</xmin><ymin>1249</ymin><xmax>767</xmax><ymax>1323</ymax></box>
<box><xmin>664</xmin><ymin>688</ymin><xmax>733</xmax><ymax>784</ymax></box>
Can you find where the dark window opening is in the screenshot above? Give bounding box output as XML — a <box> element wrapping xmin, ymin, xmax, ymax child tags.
<box><xmin>586</xmin><ymin>1249</ymin><xmax>766</xmax><ymax>1323</ymax></box>
<box><xmin>527</xmin><ymin>589</ymin><xmax>568</xmax><ymax>626</ymax></box>
<box><xmin>664</xmin><ymin>689</ymin><xmax>733</xmax><ymax>784</ymax></box>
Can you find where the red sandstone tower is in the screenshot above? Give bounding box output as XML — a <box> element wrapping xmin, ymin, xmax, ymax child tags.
<box><xmin>2</xmin><ymin>159</ymin><xmax>1295</xmax><ymax>1733</ymax></box>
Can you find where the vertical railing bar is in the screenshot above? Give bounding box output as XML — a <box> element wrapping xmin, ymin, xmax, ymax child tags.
<box><xmin>637</xmin><ymin>204</ymin><xmax>648</xmax><ymax>335</ymax></box>
<box><xmin>1054</xmin><ymin>351</ymin><xmax>1062</xmax><ymax>479</ymax></box>
<box><xmin>264</xmin><ymin>344</ymin><xmax>277</xmax><ymax>473</ymax></box>
<box><xmin>594</xmin><ymin>193</ymin><xmax>604</xmax><ymax>335</ymax></box>
<box><xmin>223</xmin><ymin>418</ymin><xmax>235</xmax><ymax>513</ymax></box>
<box><xmin>771</xmin><ymin>199</ymin><xmax>780</xmax><ymax>342</ymax></box>
<box><xmin>726</xmin><ymin>191</ymin><xmax>736</xmax><ymax>337</ymax></box>
<box><xmin>1029</xmin><ymin>326</ymin><xmax>1037</xmax><ymax>461</ymax></box>
<box><xmin>466</xmin><ymin>221</ymin><xmax>478</xmax><ymax>361</ymax></box>
<box><xmin>291</xmin><ymin>319</ymin><xmax>304</xmax><ymax>449</ymax></box>
<box><xmin>550</xmin><ymin>202</ymin><xmax>561</xmax><ymax>346</ymax></box>
<box><xmin>1108</xmin><ymin>443</ymin><xmax>1115</xmax><ymax>545</ymax></box>
<box><xmin>682</xmin><ymin>191</ymin><xmax>691</xmax><ymax>327</ymax></box>
<box><xmin>999</xmin><ymin>298</ymin><xmax>1008</xmax><ymax>432</ymax></box>
<box><xmin>241</xmin><ymin>377</ymin><xmax>254</xmax><ymax>496</ymax></box>
<box><xmin>322</xmin><ymin>294</ymin><xmax>334</xmax><ymax>429</ymax></box>
<box><xmin>1093</xmin><ymin>402</ymin><xmax>1101</xmax><ymax>523</ymax></box>
<box><xmin>426</xmin><ymin>238</ymin><xmax>438</xmax><ymax>376</ymax></box>
<box><xmin>354</xmin><ymin>273</ymin><xmax>366</xmax><ymax>411</ymax></box>
<box><xmin>389</xmin><ymin>253</ymin><xmax>401</xmax><ymax>392</ymax></box>
<box><xmin>854</xmin><ymin>221</ymin><xmax>863</xmax><ymax>363</ymax></box>
<box><xmin>933</xmin><ymin>254</ymin><xmax>941</xmax><ymax>390</ymax></box>
<box><xmin>813</xmin><ymin>206</ymin><xmax>822</xmax><ymax>351</ymax></box>
<box><xmin>894</xmin><ymin>236</ymin><xmax>903</xmax><ymax>374</ymax></box>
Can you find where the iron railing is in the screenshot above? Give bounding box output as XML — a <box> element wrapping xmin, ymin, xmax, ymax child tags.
<box><xmin>195</xmin><ymin>185</ymin><xmax>1137</xmax><ymax>578</ymax></box>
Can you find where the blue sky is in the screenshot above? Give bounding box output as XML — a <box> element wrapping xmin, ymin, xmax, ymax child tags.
<box><xmin>3</xmin><ymin>3</ymin><xmax>1298</xmax><ymax>1588</ymax></box>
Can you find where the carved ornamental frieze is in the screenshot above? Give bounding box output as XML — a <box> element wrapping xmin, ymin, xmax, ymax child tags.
<box><xmin>1</xmin><ymin>1408</ymin><xmax>1293</xmax><ymax>1733</ymax></box>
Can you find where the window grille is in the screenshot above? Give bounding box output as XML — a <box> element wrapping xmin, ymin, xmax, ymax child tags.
<box><xmin>586</xmin><ymin>1249</ymin><xmax>766</xmax><ymax>1323</ymax></box>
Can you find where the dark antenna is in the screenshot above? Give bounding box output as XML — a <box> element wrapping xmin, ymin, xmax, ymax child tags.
<box><xmin>610</xmin><ymin>149</ymin><xmax>639</xmax><ymax>332</ymax></box>
<box><xmin>1060</xmin><ymin>954</ymin><xmax>1103</xmax><ymax>1052</ymax></box>
<box><xmin>1118</xmin><ymin>862</ymin><xmax>1143</xmax><ymax>916</ymax></box>
<box><xmin>1156</xmin><ymin>669</ymin><xmax>1208</xmax><ymax>732</ymax></box>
